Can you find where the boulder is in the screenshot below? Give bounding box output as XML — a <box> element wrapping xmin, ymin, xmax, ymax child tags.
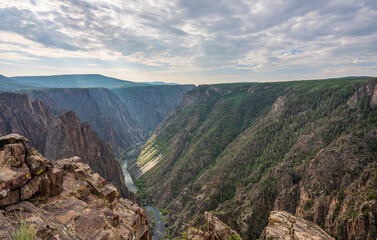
<box><xmin>26</xmin><ymin>155</ymin><xmax>51</xmax><ymax>176</ymax></box>
<box><xmin>1</xmin><ymin>143</ymin><xmax>26</xmax><ymax>167</ymax></box>
<box><xmin>20</xmin><ymin>177</ymin><xmax>39</xmax><ymax>200</ymax></box>
<box><xmin>0</xmin><ymin>189</ymin><xmax>19</xmax><ymax>207</ymax></box>
<box><xmin>47</xmin><ymin>168</ymin><xmax>64</xmax><ymax>197</ymax></box>
<box><xmin>100</xmin><ymin>185</ymin><xmax>119</xmax><ymax>204</ymax></box>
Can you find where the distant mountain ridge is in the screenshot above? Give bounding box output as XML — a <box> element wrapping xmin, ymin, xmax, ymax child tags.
<box><xmin>9</xmin><ymin>74</ymin><xmax>150</xmax><ymax>89</ymax></box>
<box><xmin>0</xmin><ymin>74</ymin><xmax>35</xmax><ymax>90</ymax></box>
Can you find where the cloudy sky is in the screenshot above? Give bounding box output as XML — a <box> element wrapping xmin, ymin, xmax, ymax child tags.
<box><xmin>0</xmin><ymin>0</ymin><xmax>376</xmax><ymax>84</ymax></box>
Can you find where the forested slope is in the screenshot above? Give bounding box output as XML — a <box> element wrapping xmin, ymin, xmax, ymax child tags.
<box><xmin>130</xmin><ymin>77</ymin><xmax>377</xmax><ymax>239</ymax></box>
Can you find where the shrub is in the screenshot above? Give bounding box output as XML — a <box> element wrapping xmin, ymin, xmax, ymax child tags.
<box><xmin>12</xmin><ymin>213</ymin><xmax>36</xmax><ymax>240</ymax></box>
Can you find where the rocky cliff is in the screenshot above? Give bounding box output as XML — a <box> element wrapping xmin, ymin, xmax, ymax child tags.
<box><xmin>0</xmin><ymin>92</ymin><xmax>129</xmax><ymax>198</ymax></box>
<box><xmin>25</xmin><ymin>88</ymin><xmax>146</xmax><ymax>155</ymax></box>
<box><xmin>186</xmin><ymin>212</ymin><xmax>242</xmax><ymax>240</ymax></box>
<box><xmin>0</xmin><ymin>134</ymin><xmax>150</xmax><ymax>239</ymax></box>
<box><xmin>262</xmin><ymin>211</ymin><xmax>334</xmax><ymax>240</ymax></box>
<box><xmin>112</xmin><ymin>85</ymin><xmax>195</xmax><ymax>133</ymax></box>
<box><xmin>131</xmin><ymin>77</ymin><xmax>377</xmax><ymax>239</ymax></box>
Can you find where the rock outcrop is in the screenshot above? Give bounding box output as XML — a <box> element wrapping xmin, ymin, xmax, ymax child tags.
<box><xmin>347</xmin><ymin>78</ymin><xmax>377</xmax><ymax>107</ymax></box>
<box><xmin>0</xmin><ymin>92</ymin><xmax>129</xmax><ymax>198</ymax></box>
<box><xmin>262</xmin><ymin>211</ymin><xmax>334</xmax><ymax>240</ymax></box>
<box><xmin>0</xmin><ymin>134</ymin><xmax>61</xmax><ymax>207</ymax></box>
<box><xmin>0</xmin><ymin>134</ymin><xmax>150</xmax><ymax>239</ymax></box>
<box><xmin>186</xmin><ymin>212</ymin><xmax>241</xmax><ymax>240</ymax></box>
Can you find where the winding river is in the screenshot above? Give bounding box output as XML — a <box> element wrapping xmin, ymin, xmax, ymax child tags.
<box><xmin>121</xmin><ymin>154</ymin><xmax>166</xmax><ymax>240</ymax></box>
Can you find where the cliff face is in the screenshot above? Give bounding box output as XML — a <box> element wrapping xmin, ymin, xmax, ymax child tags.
<box><xmin>0</xmin><ymin>134</ymin><xmax>150</xmax><ymax>239</ymax></box>
<box><xmin>0</xmin><ymin>92</ymin><xmax>129</xmax><ymax>198</ymax></box>
<box><xmin>131</xmin><ymin>77</ymin><xmax>377</xmax><ymax>239</ymax></box>
<box><xmin>25</xmin><ymin>88</ymin><xmax>146</xmax><ymax>155</ymax></box>
<box><xmin>262</xmin><ymin>211</ymin><xmax>334</xmax><ymax>240</ymax></box>
<box><xmin>112</xmin><ymin>85</ymin><xmax>195</xmax><ymax>133</ymax></box>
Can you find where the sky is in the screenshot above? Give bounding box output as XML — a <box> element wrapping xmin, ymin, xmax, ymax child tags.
<box><xmin>0</xmin><ymin>0</ymin><xmax>376</xmax><ymax>84</ymax></box>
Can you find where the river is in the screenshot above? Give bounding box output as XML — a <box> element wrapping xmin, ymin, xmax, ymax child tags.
<box><xmin>121</xmin><ymin>154</ymin><xmax>166</xmax><ymax>240</ymax></box>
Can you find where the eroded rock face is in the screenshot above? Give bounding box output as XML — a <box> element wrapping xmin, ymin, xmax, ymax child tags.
<box><xmin>269</xmin><ymin>95</ymin><xmax>287</xmax><ymax>118</ymax></box>
<box><xmin>112</xmin><ymin>85</ymin><xmax>195</xmax><ymax>133</ymax></box>
<box><xmin>263</xmin><ymin>211</ymin><xmax>334</xmax><ymax>240</ymax></box>
<box><xmin>186</xmin><ymin>212</ymin><xmax>241</xmax><ymax>240</ymax></box>
<box><xmin>0</xmin><ymin>134</ymin><xmax>151</xmax><ymax>240</ymax></box>
<box><xmin>0</xmin><ymin>92</ymin><xmax>129</xmax><ymax>199</ymax></box>
<box><xmin>0</xmin><ymin>134</ymin><xmax>62</xmax><ymax>207</ymax></box>
<box><xmin>25</xmin><ymin>88</ymin><xmax>146</xmax><ymax>155</ymax></box>
<box><xmin>347</xmin><ymin>78</ymin><xmax>377</xmax><ymax>107</ymax></box>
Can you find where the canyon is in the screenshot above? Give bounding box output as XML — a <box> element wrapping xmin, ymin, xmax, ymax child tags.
<box><xmin>1</xmin><ymin>75</ymin><xmax>376</xmax><ymax>239</ymax></box>
<box><xmin>130</xmin><ymin>77</ymin><xmax>377</xmax><ymax>239</ymax></box>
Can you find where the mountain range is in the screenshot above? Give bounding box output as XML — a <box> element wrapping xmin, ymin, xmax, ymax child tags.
<box><xmin>0</xmin><ymin>74</ymin><xmax>182</xmax><ymax>90</ymax></box>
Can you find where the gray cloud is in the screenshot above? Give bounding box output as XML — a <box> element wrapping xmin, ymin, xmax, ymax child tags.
<box><xmin>0</xmin><ymin>0</ymin><xmax>376</xmax><ymax>76</ymax></box>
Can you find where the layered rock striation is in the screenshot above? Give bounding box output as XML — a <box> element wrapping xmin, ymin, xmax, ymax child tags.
<box><xmin>25</xmin><ymin>88</ymin><xmax>146</xmax><ymax>155</ymax></box>
<box><xmin>112</xmin><ymin>85</ymin><xmax>195</xmax><ymax>133</ymax></box>
<box><xmin>0</xmin><ymin>92</ymin><xmax>129</xmax><ymax>198</ymax></box>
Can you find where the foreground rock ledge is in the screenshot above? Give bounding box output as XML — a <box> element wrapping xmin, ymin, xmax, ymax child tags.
<box><xmin>262</xmin><ymin>211</ymin><xmax>334</xmax><ymax>240</ymax></box>
<box><xmin>0</xmin><ymin>133</ymin><xmax>150</xmax><ymax>240</ymax></box>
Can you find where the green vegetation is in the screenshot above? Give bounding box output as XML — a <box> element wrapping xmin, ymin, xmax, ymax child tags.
<box><xmin>135</xmin><ymin>179</ymin><xmax>147</xmax><ymax>200</ymax></box>
<box><xmin>134</xmin><ymin>77</ymin><xmax>376</xmax><ymax>238</ymax></box>
<box><xmin>181</xmin><ymin>231</ymin><xmax>188</xmax><ymax>240</ymax></box>
<box><xmin>161</xmin><ymin>209</ymin><xmax>168</xmax><ymax>215</ymax></box>
<box><xmin>304</xmin><ymin>200</ymin><xmax>313</xmax><ymax>210</ymax></box>
<box><xmin>12</xmin><ymin>213</ymin><xmax>36</xmax><ymax>240</ymax></box>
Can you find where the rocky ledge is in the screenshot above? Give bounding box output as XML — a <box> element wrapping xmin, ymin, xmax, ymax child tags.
<box><xmin>0</xmin><ymin>133</ymin><xmax>150</xmax><ymax>239</ymax></box>
<box><xmin>262</xmin><ymin>211</ymin><xmax>334</xmax><ymax>240</ymax></box>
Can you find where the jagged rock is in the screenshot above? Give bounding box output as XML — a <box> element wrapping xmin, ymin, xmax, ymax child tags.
<box><xmin>0</xmin><ymin>134</ymin><xmax>151</xmax><ymax>239</ymax></box>
<box><xmin>263</xmin><ymin>211</ymin><xmax>334</xmax><ymax>240</ymax></box>
<box><xmin>0</xmin><ymin>165</ymin><xmax>32</xmax><ymax>193</ymax></box>
<box><xmin>0</xmin><ymin>134</ymin><xmax>65</xmax><ymax>208</ymax></box>
<box><xmin>47</xmin><ymin>169</ymin><xmax>64</xmax><ymax>197</ymax></box>
<box><xmin>269</xmin><ymin>95</ymin><xmax>287</xmax><ymax>118</ymax></box>
<box><xmin>0</xmin><ymin>189</ymin><xmax>19</xmax><ymax>206</ymax></box>
<box><xmin>347</xmin><ymin>78</ymin><xmax>377</xmax><ymax>107</ymax></box>
<box><xmin>1</xmin><ymin>143</ymin><xmax>26</xmax><ymax>167</ymax></box>
<box><xmin>0</xmin><ymin>133</ymin><xmax>28</xmax><ymax>148</ymax></box>
<box><xmin>20</xmin><ymin>176</ymin><xmax>39</xmax><ymax>200</ymax></box>
<box><xmin>205</xmin><ymin>212</ymin><xmax>240</xmax><ymax>240</ymax></box>
<box><xmin>186</xmin><ymin>212</ymin><xmax>241</xmax><ymax>240</ymax></box>
<box><xmin>26</xmin><ymin>154</ymin><xmax>51</xmax><ymax>176</ymax></box>
<box><xmin>100</xmin><ymin>185</ymin><xmax>119</xmax><ymax>204</ymax></box>
<box><xmin>0</xmin><ymin>92</ymin><xmax>131</xmax><ymax>200</ymax></box>
<box><xmin>103</xmin><ymin>208</ymin><xmax>120</xmax><ymax>227</ymax></box>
